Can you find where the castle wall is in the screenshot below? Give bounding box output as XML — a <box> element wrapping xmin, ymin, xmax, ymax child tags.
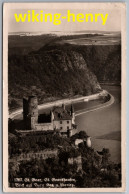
<box><xmin>10</xmin><ymin>149</ymin><xmax>58</xmax><ymax>162</ymax></box>
<box><xmin>35</xmin><ymin>123</ymin><xmax>53</xmax><ymax>131</ymax></box>
<box><xmin>31</xmin><ymin>116</ymin><xmax>37</xmax><ymax>130</ymax></box>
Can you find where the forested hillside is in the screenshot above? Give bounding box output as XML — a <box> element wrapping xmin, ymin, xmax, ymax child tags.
<box><xmin>8</xmin><ymin>34</ymin><xmax>121</xmax><ymax>110</ymax></box>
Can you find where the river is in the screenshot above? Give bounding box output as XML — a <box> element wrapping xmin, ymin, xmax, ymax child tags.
<box><xmin>75</xmin><ymin>85</ymin><xmax>121</xmax><ymax>163</ymax></box>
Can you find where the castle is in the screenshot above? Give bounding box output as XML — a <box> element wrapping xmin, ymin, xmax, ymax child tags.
<box><xmin>23</xmin><ymin>96</ymin><xmax>76</xmax><ymax>137</ymax></box>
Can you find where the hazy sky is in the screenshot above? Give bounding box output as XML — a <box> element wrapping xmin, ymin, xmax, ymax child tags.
<box><xmin>8</xmin><ymin>7</ymin><xmax>121</xmax><ymax>33</ymax></box>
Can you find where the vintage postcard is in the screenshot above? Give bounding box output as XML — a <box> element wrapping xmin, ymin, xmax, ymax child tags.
<box><xmin>3</xmin><ymin>2</ymin><xmax>126</xmax><ymax>192</ymax></box>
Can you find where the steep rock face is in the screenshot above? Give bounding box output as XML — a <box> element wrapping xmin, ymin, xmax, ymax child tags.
<box><xmin>8</xmin><ymin>47</ymin><xmax>101</xmax><ymax>110</ymax></box>
<box><xmin>74</xmin><ymin>45</ymin><xmax>121</xmax><ymax>83</ymax></box>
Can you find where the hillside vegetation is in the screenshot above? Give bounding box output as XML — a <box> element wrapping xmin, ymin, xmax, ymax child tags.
<box><xmin>8</xmin><ymin>34</ymin><xmax>121</xmax><ymax>111</ymax></box>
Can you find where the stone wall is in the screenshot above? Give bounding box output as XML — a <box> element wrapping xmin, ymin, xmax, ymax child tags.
<box><xmin>10</xmin><ymin>149</ymin><xmax>58</xmax><ymax>162</ymax></box>
<box><xmin>35</xmin><ymin>123</ymin><xmax>53</xmax><ymax>131</ymax></box>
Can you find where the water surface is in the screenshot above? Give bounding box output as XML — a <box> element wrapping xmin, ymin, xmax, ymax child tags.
<box><xmin>76</xmin><ymin>85</ymin><xmax>121</xmax><ymax>163</ymax></box>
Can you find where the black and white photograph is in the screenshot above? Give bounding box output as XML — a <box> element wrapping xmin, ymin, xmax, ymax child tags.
<box><xmin>3</xmin><ymin>2</ymin><xmax>126</xmax><ymax>192</ymax></box>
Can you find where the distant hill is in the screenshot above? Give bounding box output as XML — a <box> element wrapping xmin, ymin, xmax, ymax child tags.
<box><xmin>96</xmin><ymin>131</ymin><xmax>121</xmax><ymax>141</ymax></box>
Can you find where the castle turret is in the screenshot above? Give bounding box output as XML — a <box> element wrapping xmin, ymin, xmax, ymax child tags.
<box><xmin>62</xmin><ymin>104</ymin><xmax>65</xmax><ymax>110</ymax></box>
<box><xmin>51</xmin><ymin>110</ymin><xmax>54</xmax><ymax>122</ymax></box>
<box><xmin>71</xmin><ymin>104</ymin><xmax>74</xmax><ymax>114</ymax></box>
<box><xmin>71</xmin><ymin>104</ymin><xmax>75</xmax><ymax>125</ymax></box>
<box><xmin>86</xmin><ymin>137</ymin><xmax>91</xmax><ymax>148</ymax></box>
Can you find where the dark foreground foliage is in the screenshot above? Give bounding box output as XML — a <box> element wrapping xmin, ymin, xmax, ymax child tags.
<box><xmin>9</xmin><ymin>131</ymin><xmax>121</xmax><ymax>188</ymax></box>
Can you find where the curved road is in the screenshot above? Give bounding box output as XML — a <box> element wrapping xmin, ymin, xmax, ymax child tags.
<box><xmin>9</xmin><ymin>90</ymin><xmax>114</xmax><ymax>120</ymax></box>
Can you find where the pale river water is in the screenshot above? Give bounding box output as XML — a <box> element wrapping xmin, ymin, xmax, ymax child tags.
<box><xmin>75</xmin><ymin>85</ymin><xmax>121</xmax><ymax>163</ymax></box>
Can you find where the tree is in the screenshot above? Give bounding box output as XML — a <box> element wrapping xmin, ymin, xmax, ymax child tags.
<box><xmin>101</xmin><ymin>148</ymin><xmax>111</xmax><ymax>168</ymax></box>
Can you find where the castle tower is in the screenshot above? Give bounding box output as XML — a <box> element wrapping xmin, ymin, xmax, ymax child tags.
<box><xmin>23</xmin><ymin>96</ymin><xmax>38</xmax><ymax>130</ymax></box>
<box><xmin>28</xmin><ymin>96</ymin><xmax>38</xmax><ymax>119</ymax></box>
<box><xmin>23</xmin><ymin>98</ymin><xmax>28</xmax><ymax>122</ymax></box>
<box><xmin>28</xmin><ymin>96</ymin><xmax>38</xmax><ymax>130</ymax></box>
<box><xmin>71</xmin><ymin>104</ymin><xmax>75</xmax><ymax>125</ymax></box>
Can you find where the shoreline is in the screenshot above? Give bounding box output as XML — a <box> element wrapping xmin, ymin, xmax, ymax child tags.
<box><xmin>9</xmin><ymin>90</ymin><xmax>112</xmax><ymax>119</ymax></box>
<box><xmin>75</xmin><ymin>92</ymin><xmax>114</xmax><ymax>116</ymax></box>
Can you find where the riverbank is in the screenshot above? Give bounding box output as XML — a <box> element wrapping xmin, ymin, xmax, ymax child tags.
<box><xmin>9</xmin><ymin>90</ymin><xmax>108</xmax><ymax>119</ymax></box>
<box><xmin>75</xmin><ymin>91</ymin><xmax>114</xmax><ymax>116</ymax></box>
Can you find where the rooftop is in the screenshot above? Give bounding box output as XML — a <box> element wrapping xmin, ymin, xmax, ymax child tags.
<box><xmin>53</xmin><ymin>106</ymin><xmax>72</xmax><ymax>121</ymax></box>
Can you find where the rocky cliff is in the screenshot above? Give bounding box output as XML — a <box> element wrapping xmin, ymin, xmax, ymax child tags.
<box><xmin>8</xmin><ymin>45</ymin><xmax>101</xmax><ymax>110</ymax></box>
<box><xmin>74</xmin><ymin>44</ymin><xmax>121</xmax><ymax>83</ymax></box>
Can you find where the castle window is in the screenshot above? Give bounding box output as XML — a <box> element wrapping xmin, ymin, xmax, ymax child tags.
<box><xmin>67</xmin><ymin>126</ymin><xmax>69</xmax><ymax>129</ymax></box>
<box><xmin>60</xmin><ymin>127</ymin><xmax>62</xmax><ymax>130</ymax></box>
<box><xmin>60</xmin><ymin>121</ymin><xmax>62</xmax><ymax>124</ymax></box>
<box><xmin>67</xmin><ymin>121</ymin><xmax>69</xmax><ymax>124</ymax></box>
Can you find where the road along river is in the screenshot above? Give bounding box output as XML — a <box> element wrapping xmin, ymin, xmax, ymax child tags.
<box><xmin>9</xmin><ymin>90</ymin><xmax>107</xmax><ymax>119</ymax></box>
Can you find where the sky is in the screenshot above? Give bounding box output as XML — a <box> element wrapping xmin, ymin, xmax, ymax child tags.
<box><xmin>7</xmin><ymin>5</ymin><xmax>121</xmax><ymax>34</ymax></box>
